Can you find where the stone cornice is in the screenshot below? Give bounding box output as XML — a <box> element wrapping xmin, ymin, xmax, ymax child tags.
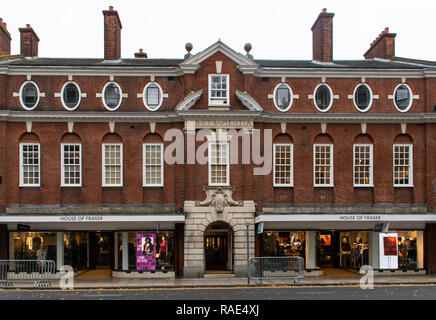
<box><xmin>2</xmin><ymin>110</ymin><xmax>436</xmax><ymax>124</ymax></box>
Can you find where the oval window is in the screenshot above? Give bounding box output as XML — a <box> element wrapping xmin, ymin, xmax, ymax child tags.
<box><xmin>353</xmin><ymin>84</ymin><xmax>373</xmax><ymax>112</ymax></box>
<box><xmin>393</xmin><ymin>84</ymin><xmax>412</xmax><ymax>112</ymax></box>
<box><xmin>273</xmin><ymin>83</ymin><xmax>293</xmax><ymax>112</ymax></box>
<box><xmin>19</xmin><ymin>81</ymin><xmax>40</xmax><ymax>110</ymax></box>
<box><xmin>314</xmin><ymin>84</ymin><xmax>333</xmax><ymax>112</ymax></box>
<box><xmin>102</xmin><ymin>82</ymin><xmax>122</xmax><ymax>111</ymax></box>
<box><xmin>61</xmin><ymin>82</ymin><xmax>81</xmax><ymax>111</ymax></box>
<box><xmin>143</xmin><ymin>82</ymin><xmax>163</xmax><ymax>111</ymax></box>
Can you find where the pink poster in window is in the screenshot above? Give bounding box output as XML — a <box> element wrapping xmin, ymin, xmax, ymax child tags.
<box><xmin>136</xmin><ymin>233</ymin><xmax>156</xmax><ymax>271</ymax></box>
<box><xmin>383</xmin><ymin>236</ymin><xmax>397</xmax><ymax>256</ymax></box>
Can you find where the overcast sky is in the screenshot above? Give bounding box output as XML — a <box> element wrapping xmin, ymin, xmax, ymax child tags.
<box><xmin>2</xmin><ymin>0</ymin><xmax>435</xmax><ymax>61</ymax></box>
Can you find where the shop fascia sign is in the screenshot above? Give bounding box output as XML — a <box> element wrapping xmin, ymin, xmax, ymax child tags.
<box><xmin>59</xmin><ymin>216</ymin><xmax>104</xmax><ymax>222</ymax></box>
<box><xmin>338</xmin><ymin>215</ymin><xmax>382</xmax><ymax>221</ymax></box>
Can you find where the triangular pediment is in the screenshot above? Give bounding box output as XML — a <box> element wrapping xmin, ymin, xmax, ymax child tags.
<box><xmin>180</xmin><ymin>40</ymin><xmax>259</xmax><ymax>74</ymax></box>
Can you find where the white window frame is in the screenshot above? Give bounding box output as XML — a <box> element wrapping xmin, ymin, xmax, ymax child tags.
<box><xmin>143</xmin><ymin>82</ymin><xmax>163</xmax><ymax>111</ymax></box>
<box><xmin>61</xmin><ymin>81</ymin><xmax>82</xmax><ymax>111</ymax></box>
<box><xmin>393</xmin><ymin>83</ymin><xmax>413</xmax><ymax>113</ymax></box>
<box><xmin>393</xmin><ymin>144</ymin><xmax>413</xmax><ymax>187</ymax></box>
<box><xmin>19</xmin><ymin>143</ymin><xmax>40</xmax><ymax>187</ymax></box>
<box><xmin>61</xmin><ymin>143</ymin><xmax>82</xmax><ymax>187</ymax></box>
<box><xmin>353</xmin><ymin>144</ymin><xmax>373</xmax><ymax>187</ymax></box>
<box><xmin>353</xmin><ymin>83</ymin><xmax>373</xmax><ymax>113</ymax></box>
<box><xmin>208</xmin><ymin>141</ymin><xmax>230</xmax><ymax>186</ymax></box>
<box><xmin>313</xmin><ymin>144</ymin><xmax>334</xmax><ymax>187</ymax></box>
<box><xmin>313</xmin><ymin>83</ymin><xmax>333</xmax><ymax>112</ymax></box>
<box><xmin>273</xmin><ymin>82</ymin><xmax>293</xmax><ymax>112</ymax></box>
<box><xmin>208</xmin><ymin>74</ymin><xmax>229</xmax><ymax>106</ymax></box>
<box><xmin>102</xmin><ymin>143</ymin><xmax>123</xmax><ymax>187</ymax></box>
<box><xmin>143</xmin><ymin>143</ymin><xmax>164</xmax><ymax>187</ymax></box>
<box><xmin>102</xmin><ymin>82</ymin><xmax>123</xmax><ymax>111</ymax></box>
<box><xmin>273</xmin><ymin>143</ymin><xmax>294</xmax><ymax>187</ymax></box>
<box><xmin>19</xmin><ymin>81</ymin><xmax>40</xmax><ymax>111</ymax></box>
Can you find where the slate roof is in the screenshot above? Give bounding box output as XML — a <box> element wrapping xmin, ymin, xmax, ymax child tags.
<box><xmin>0</xmin><ymin>56</ymin><xmax>435</xmax><ymax>70</ymax></box>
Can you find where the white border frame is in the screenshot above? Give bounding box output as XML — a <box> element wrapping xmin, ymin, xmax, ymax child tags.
<box><xmin>273</xmin><ymin>143</ymin><xmax>294</xmax><ymax>187</ymax></box>
<box><xmin>313</xmin><ymin>83</ymin><xmax>333</xmax><ymax>112</ymax></box>
<box><xmin>61</xmin><ymin>143</ymin><xmax>82</xmax><ymax>187</ymax></box>
<box><xmin>102</xmin><ymin>82</ymin><xmax>123</xmax><ymax>111</ymax></box>
<box><xmin>143</xmin><ymin>143</ymin><xmax>164</xmax><ymax>187</ymax></box>
<box><xmin>19</xmin><ymin>81</ymin><xmax>40</xmax><ymax>111</ymax></box>
<box><xmin>208</xmin><ymin>141</ymin><xmax>230</xmax><ymax>186</ymax></box>
<box><xmin>208</xmin><ymin>74</ymin><xmax>230</xmax><ymax>106</ymax></box>
<box><xmin>393</xmin><ymin>143</ymin><xmax>413</xmax><ymax>187</ymax></box>
<box><xmin>393</xmin><ymin>83</ymin><xmax>413</xmax><ymax>113</ymax></box>
<box><xmin>143</xmin><ymin>82</ymin><xmax>163</xmax><ymax>112</ymax></box>
<box><xmin>313</xmin><ymin>143</ymin><xmax>334</xmax><ymax>187</ymax></box>
<box><xmin>353</xmin><ymin>83</ymin><xmax>373</xmax><ymax>113</ymax></box>
<box><xmin>19</xmin><ymin>142</ymin><xmax>40</xmax><ymax>187</ymax></box>
<box><xmin>353</xmin><ymin>144</ymin><xmax>374</xmax><ymax>187</ymax></box>
<box><xmin>273</xmin><ymin>82</ymin><xmax>293</xmax><ymax>112</ymax></box>
<box><xmin>60</xmin><ymin>81</ymin><xmax>82</xmax><ymax>111</ymax></box>
<box><xmin>102</xmin><ymin>143</ymin><xmax>123</xmax><ymax>187</ymax></box>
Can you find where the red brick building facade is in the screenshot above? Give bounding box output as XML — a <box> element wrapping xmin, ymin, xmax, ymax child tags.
<box><xmin>1</xmin><ymin>7</ymin><xmax>436</xmax><ymax>278</ymax></box>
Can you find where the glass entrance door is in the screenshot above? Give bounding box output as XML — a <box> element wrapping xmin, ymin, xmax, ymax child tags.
<box><xmin>205</xmin><ymin>232</ymin><xmax>228</xmax><ymax>270</ymax></box>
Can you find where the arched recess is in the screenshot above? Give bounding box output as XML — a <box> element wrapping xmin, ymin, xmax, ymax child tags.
<box><xmin>19</xmin><ymin>132</ymin><xmax>40</xmax><ymax>143</ymax></box>
<box><xmin>143</xmin><ymin>132</ymin><xmax>163</xmax><ymax>143</ymax></box>
<box><xmin>60</xmin><ymin>132</ymin><xmax>81</xmax><ymax>144</ymax></box>
<box><xmin>102</xmin><ymin>132</ymin><xmax>122</xmax><ymax>143</ymax></box>
<box><xmin>204</xmin><ymin>221</ymin><xmax>234</xmax><ymax>271</ymax></box>
<box><xmin>313</xmin><ymin>133</ymin><xmax>334</xmax><ymax>144</ymax></box>
<box><xmin>274</xmin><ymin>133</ymin><xmax>293</xmax><ymax>143</ymax></box>
<box><xmin>353</xmin><ymin>133</ymin><xmax>373</xmax><ymax>144</ymax></box>
<box><xmin>393</xmin><ymin>133</ymin><xmax>413</xmax><ymax>144</ymax></box>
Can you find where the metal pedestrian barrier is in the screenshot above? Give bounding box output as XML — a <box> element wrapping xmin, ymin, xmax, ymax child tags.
<box><xmin>0</xmin><ymin>260</ymin><xmax>56</xmax><ymax>288</ymax></box>
<box><xmin>248</xmin><ymin>256</ymin><xmax>304</xmax><ymax>284</ymax></box>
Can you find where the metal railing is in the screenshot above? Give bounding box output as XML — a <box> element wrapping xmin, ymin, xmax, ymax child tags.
<box><xmin>0</xmin><ymin>260</ymin><xmax>56</xmax><ymax>288</ymax></box>
<box><xmin>248</xmin><ymin>256</ymin><xmax>305</xmax><ymax>284</ymax></box>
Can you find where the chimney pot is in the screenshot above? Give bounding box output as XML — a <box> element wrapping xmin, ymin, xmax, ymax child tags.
<box><xmin>322</xmin><ymin>8</ymin><xmax>327</xmax><ymax>13</ymax></box>
<box><xmin>26</xmin><ymin>24</ymin><xmax>30</xmax><ymax>28</ymax></box>
<box><xmin>109</xmin><ymin>6</ymin><xmax>114</xmax><ymax>11</ymax></box>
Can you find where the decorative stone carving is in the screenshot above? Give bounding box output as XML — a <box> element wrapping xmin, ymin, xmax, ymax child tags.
<box><xmin>195</xmin><ymin>186</ymin><xmax>243</xmax><ymax>214</ymax></box>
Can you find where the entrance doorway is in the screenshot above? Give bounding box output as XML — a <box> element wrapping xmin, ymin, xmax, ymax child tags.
<box><xmin>204</xmin><ymin>221</ymin><xmax>233</xmax><ymax>271</ymax></box>
<box><xmin>89</xmin><ymin>232</ymin><xmax>113</xmax><ymax>269</ymax></box>
<box><xmin>317</xmin><ymin>231</ymin><xmax>340</xmax><ymax>268</ymax></box>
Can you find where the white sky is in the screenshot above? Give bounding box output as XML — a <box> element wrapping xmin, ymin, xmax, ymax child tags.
<box><xmin>2</xmin><ymin>0</ymin><xmax>436</xmax><ymax>61</ymax></box>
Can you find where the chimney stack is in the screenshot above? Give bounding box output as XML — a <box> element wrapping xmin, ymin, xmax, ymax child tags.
<box><xmin>103</xmin><ymin>6</ymin><xmax>122</xmax><ymax>61</ymax></box>
<box><xmin>0</xmin><ymin>18</ymin><xmax>11</xmax><ymax>55</ymax></box>
<box><xmin>134</xmin><ymin>48</ymin><xmax>147</xmax><ymax>58</ymax></box>
<box><xmin>311</xmin><ymin>8</ymin><xmax>334</xmax><ymax>62</ymax></box>
<box><xmin>364</xmin><ymin>27</ymin><xmax>396</xmax><ymax>60</ymax></box>
<box><xmin>19</xmin><ymin>24</ymin><xmax>39</xmax><ymax>57</ymax></box>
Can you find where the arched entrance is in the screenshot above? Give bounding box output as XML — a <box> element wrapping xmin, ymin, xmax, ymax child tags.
<box><xmin>204</xmin><ymin>221</ymin><xmax>233</xmax><ymax>271</ymax></box>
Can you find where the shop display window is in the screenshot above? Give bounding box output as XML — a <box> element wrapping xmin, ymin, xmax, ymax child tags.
<box><xmin>398</xmin><ymin>231</ymin><xmax>418</xmax><ymax>270</ymax></box>
<box><xmin>13</xmin><ymin>232</ymin><xmax>57</xmax><ymax>261</ymax></box>
<box><xmin>263</xmin><ymin>231</ymin><xmax>305</xmax><ymax>258</ymax></box>
<box><xmin>64</xmin><ymin>232</ymin><xmax>87</xmax><ymax>270</ymax></box>
<box><xmin>118</xmin><ymin>231</ymin><xmax>174</xmax><ymax>271</ymax></box>
<box><xmin>340</xmin><ymin>232</ymin><xmax>369</xmax><ymax>268</ymax></box>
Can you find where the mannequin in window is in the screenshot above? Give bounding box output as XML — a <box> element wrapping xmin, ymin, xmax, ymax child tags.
<box><xmin>341</xmin><ymin>236</ymin><xmax>351</xmax><ymax>267</ymax></box>
<box><xmin>159</xmin><ymin>236</ymin><xmax>168</xmax><ymax>270</ymax></box>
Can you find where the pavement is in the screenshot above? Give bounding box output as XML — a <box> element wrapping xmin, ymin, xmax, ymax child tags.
<box><xmin>3</xmin><ymin>269</ymin><xmax>436</xmax><ymax>289</ymax></box>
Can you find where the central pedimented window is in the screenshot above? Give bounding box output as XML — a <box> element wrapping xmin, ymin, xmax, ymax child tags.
<box><xmin>209</xmin><ymin>74</ymin><xmax>229</xmax><ymax>106</ymax></box>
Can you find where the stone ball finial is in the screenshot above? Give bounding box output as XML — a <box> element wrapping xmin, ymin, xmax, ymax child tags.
<box><xmin>244</xmin><ymin>42</ymin><xmax>252</xmax><ymax>54</ymax></box>
<box><xmin>185</xmin><ymin>42</ymin><xmax>193</xmax><ymax>53</ymax></box>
